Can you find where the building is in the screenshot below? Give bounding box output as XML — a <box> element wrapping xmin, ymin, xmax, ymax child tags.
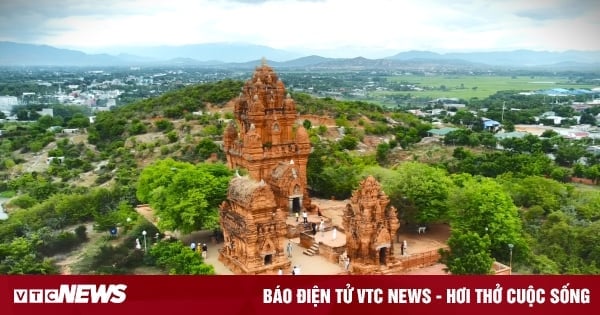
<box><xmin>343</xmin><ymin>176</ymin><xmax>400</xmax><ymax>274</ymax></box>
<box><xmin>427</xmin><ymin>127</ymin><xmax>458</xmax><ymax>138</ymax></box>
<box><xmin>482</xmin><ymin>118</ymin><xmax>501</xmax><ymax>131</ymax></box>
<box><xmin>586</xmin><ymin>145</ymin><xmax>600</xmax><ymax>155</ymax></box>
<box><xmin>218</xmin><ymin>61</ymin><xmax>311</xmax><ymax>274</ymax></box>
<box><xmin>222</xmin><ymin>60</ymin><xmax>311</xmax><ymax>213</ymax></box>
<box><xmin>36</xmin><ymin>108</ymin><xmax>54</xmax><ymax>117</ymax></box>
<box><xmin>0</xmin><ymin>96</ymin><xmax>19</xmax><ymax>111</ymax></box>
<box><xmin>494</xmin><ymin>131</ymin><xmax>528</xmax><ymax>140</ymax></box>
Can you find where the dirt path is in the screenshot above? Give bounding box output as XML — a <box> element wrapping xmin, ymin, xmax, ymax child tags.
<box><xmin>52</xmin><ymin>222</ymin><xmax>124</xmax><ymax>274</ymax></box>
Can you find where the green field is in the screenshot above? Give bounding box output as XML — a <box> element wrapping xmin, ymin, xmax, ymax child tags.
<box><xmin>377</xmin><ymin>75</ymin><xmax>598</xmax><ymax>101</ymax></box>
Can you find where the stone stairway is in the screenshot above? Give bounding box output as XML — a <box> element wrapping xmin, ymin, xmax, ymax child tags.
<box><xmin>377</xmin><ymin>261</ymin><xmax>404</xmax><ymax>275</ymax></box>
<box><xmin>378</xmin><ymin>266</ymin><xmax>394</xmax><ymax>275</ymax></box>
<box><xmin>302</xmin><ymin>243</ymin><xmax>320</xmax><ymax>256</ymax></box>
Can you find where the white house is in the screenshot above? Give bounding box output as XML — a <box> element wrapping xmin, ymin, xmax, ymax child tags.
<box><xmin>47</xmin><ymin>157</ymin><xmax>65</xmax><ymax>164</ymax></box>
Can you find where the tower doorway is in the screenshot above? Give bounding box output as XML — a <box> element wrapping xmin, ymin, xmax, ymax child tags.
<box><xmin>379</xmin><ymin>247</ymin><xmax>387</xmax><ymax>265</ymax></box>
<box><xmin>264</xmin><ymin>254</ymin><xmax>272</xmax><ymax>265</ymax></box>
<box><xmin>292</xmin><ymin>197</ymin><xmax>301</xmax><ymax>212</ymax></box>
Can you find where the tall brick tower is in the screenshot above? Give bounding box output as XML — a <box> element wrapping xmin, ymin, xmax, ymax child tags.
<box><xmin>219</xmin><ymin>61</ymin><xmax>311</xmax><ymax>274</ymax></box>
<box><xmin>223</xmin><ymin>60</ymin><xmax>311</xmax><ymax>213</ymax></box>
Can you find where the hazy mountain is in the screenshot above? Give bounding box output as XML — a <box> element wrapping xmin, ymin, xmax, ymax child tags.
<box><xmin>1</xmin><ymin>41</ymin><xmax>599</xmax><ymax>70</ymax></box>
<box><xmin>275</xmin><ymin>55</ymin><xmax>333</xmax><ymax>68</ymax></box>
<box><xmin>0</xmin><ymin>41</ymin><xmax>140</xmax><ymax>66</ymax></box>
<box><xmin>387</xmin><ymin>49</ymin><xmax>600</xmax><ymax>67</ymax></box>
<box><xmin>159</xmin><ymin>57</ymin><xmax>224</xmax><ymax>66</ymax></box>
<box><xmin>387</xmin><ymin>50</ymin><xmax>444</xmax><ymax>60</ymax></box>
<box><xmin>107</xmin><ymin>43</ymin><xmax>301</xmax><ymax>63</ymax></box>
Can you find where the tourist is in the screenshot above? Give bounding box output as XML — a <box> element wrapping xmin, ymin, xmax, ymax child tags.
<box><xmin>135</xmin><ymin>238</ymin><xmax>141</xmax><ymax>250</ymax></box>
<box><xmin>332</xmin><ymin>227</ymin><xmax>337</xmax><ymax>240</ymax></box>
<box><xmin>202</xmin><ymin>243</ymin><xmax>208</xmax><ymax>259</ymax></box>
<box><xmin>286</xmin><ymin>242</ymin><xmax>293</xmax><ymax>258</ymax></box>
<box><xmin>197</xmin><ymin>242</ymin><xmax>202</xmax><ymax>255</ymax></box>
<box><xmin>190</xmin><ymin>242</ymin><xmax>196</xmax><ymax>251</ymax></box>
<box><xmin>345</xmin><ymin>257</ymin><xmax>350</xmax><ymax>271</ymax></box>
<box><xmin>295</xmin><ymin>212</ymin><xmax>299</xmax><ymax>222</ymax></box>
<box><xmin>319</xmin><ymin>219</ymin><xmax>325</xmax><ymax>237</ymax></box>
<box><xmin>312</xmin><ymin>223</ymin><xmax>317</xmax><ymax>235</ymax></box>
<box><xmin>402</xmin><ymin>240</ymin><xmax>408</xmax><ymax>256</ymax></box>
<box><xmin>302</xmin><ymin>210</ymin><xmax>308</xmax><ymax>223</ymax></box>
<box><xmin>278</xmin><ymin>268</ymin><xmax>283</xmax><ymax>275</ymax></box>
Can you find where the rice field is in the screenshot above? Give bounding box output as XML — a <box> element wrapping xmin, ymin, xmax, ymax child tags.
<box><xmin>377</xmin><ymin>75</ymin><xmax>599</xmax><ymax>100</ymax></box>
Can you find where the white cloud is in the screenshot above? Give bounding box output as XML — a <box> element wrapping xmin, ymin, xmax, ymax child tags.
<box><xmin>1</xmin><ymin>0</ymin><xmax>598</xmax><ymax>56</ymax></box>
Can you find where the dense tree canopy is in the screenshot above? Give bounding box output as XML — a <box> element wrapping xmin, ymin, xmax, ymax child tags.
<box><xmin>0</xmin><ymin>237</ymin><xmax>57</xmax><ymax>274</ymax></box>
<box><xmin>307</xmin><ymin>139</ymin><xmax>371</xmax><ymax>199</ymax></box>
<box><xmin>442</xmin><ymin>231</ymin><xmax>494</xmax><ymax>275</ymax></box>
<box><xmin>448</xmin><ymin>175</ymin><xmax>527</xmax><ymax>263</ymax></box>
<box><xmin>137</xmin><ymin>158</ymin><xmax>232</xmax><ymax>233</ymax></box>
<box><xmin>365</xmin><ymin>163</ymin><xmax>453</xmax><ymax>224</ymax></box>
<box><xmin>148</xmin><ymin>240</ymin><xmax>214</xmax><ymax>275</ymax></box>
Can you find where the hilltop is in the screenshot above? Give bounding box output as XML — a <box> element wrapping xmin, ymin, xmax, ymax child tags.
<box><xmin>2</xmin><ymin>75</ymin><xmax>600</xmax><ymax>276</ymax></box>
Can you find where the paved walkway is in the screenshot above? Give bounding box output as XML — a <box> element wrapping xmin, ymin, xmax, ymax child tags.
<box><xmin>182</xmin><ymin>231</ymin><xmax>345</xmax><ymax>275</ymax></box>
<box><xmin>171</xmin><ymin>197</ymin><xmax>451</xmax><ymax>275</ymax></box>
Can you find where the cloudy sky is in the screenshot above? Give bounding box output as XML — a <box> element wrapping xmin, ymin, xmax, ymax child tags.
<box><xmin>0</xmin><ymin>0</ymin><xmax>599</xmax><ymax>58</ymax></box>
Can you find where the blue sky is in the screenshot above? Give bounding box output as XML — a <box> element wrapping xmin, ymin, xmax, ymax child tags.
<box><xmin>0</xmin><ymin>0</ymin><xmax>598</xmax><ymax>58</ymax></box>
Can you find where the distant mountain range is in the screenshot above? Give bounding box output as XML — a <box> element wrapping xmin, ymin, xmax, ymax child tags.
<box><xmin>387</xmin><ymin>50</ymin><xmax>600</xmax><ymax>67</ymax></box>
<box><xmin>1</xmin><ymin>41</ymin><xmax>599</xmax><ymax>71</ymax></box>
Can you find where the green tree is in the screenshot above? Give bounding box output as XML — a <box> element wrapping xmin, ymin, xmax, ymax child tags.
<box><xmin>0</xmin><ymin>237</ymin><xmax>57</xmax><ymax>274</ymax></box>
<box><xmin>196</xmin><ymin>138</ymin><xmax>221</xmax><ymax>161</ymax></box>
<box><xmin>155</xmin><ymin>119</ymin><xmax>174</xmax><ymax>132</ymax></box>
<box><xmin>441</xmin><ymin>231</ymin><xmax>494</xmax><ymax>275</ymax></box>
<box><xmin>448</xmin><ymin>175</ymin><xmax>527</xmax><ymax>263</ymax></box>
<box><xmin>137</xmin><ymin>159</ymin><xmax>232</xmax><ymax>233</ymax></box>
<box><xmin>338</xmin><ymin>135</ymin><xmax>359</xmax><ymax>150</ymax></box>
<box><xmin>376</xmin><ymin>142</ymin><xmax>390</xmax><ymax>165</ymax></box>
<box><xmin>500</xmin><ymin>175</ymin><xmax>568</xmax><ymax>213</ymax></box>
<box><xmin>87</xmin><ymin>111</ymin><xmax>126</xmax><ymax>150</ymax></box>
<box><xmin>37</xmin><ymin>115</ymin><xmax>55</xmax><ymax>129</ymax></box>
<box><xmin>449</xmin><ymin>110</ymin><xmax>476</xmax><ymax>126</ymax></box>
<box><xmin>319</xmin><ymin>165</ymin><xmax>361</xmax><ymax>199</ymax></box>
<box><xmin>535</xmin><ymin>212</ymin><xmax>580</xmax><ymax>273</ymax></box>
<box><xmin>302</xmin><ymin>119</ymin><xmax>312</xmax><ymax>130</ymax></box>
<box><xmin>67</xmin><ymin>113</ymin><xmax>90</xmax><ymax>128</ymax></box>
<box><xmin>148</xmin><ymin>240</ymin><xmax>214</xmax><ymax>275</ymax></box>
<box><xmin>555</xmin><ymin>142</ymin><xmax>586</xmax><ymax>166</ymax></box>
<box><xmin>541</xmin><ymin>129</ymin><xmax>559</xmax><ymax>138</ymax></box>
<box><xmin>128</xmin><ymin>119</ymin><xmax>147</xmax><ymax>135</ymax></box>
<box><xmin>579</xmin><ymin>112</ymin><xmax>596</xmax><ymax>125</ymax></box>
<box><xmin>166</xmin><ymin>130</ymin><xmax>178</xmax><ymax>143</ymax></box>
<box><xmin>390</xmin><ymin>162</ymin><xmax>453</xmax><ymax>224</ymax></box>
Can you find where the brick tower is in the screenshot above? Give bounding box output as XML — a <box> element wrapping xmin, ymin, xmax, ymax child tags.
<box><xmin>219</xmin><ymin>61</ymin><xmax>311</xmax><ymax>274</ymax></box>
<box><xmin>343</xmin><ymin>176</ymin><xmax>400</xmax><ymax>272</ymax></box>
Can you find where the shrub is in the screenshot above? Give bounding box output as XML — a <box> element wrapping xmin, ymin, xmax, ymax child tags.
<box><xmin>75</xmin><ymin>225</ymin><xmax>88</xmax><ymax>241</ymax></box>
<box><xmin>9</xmin><ymin>194</ymin><xmax>37</xmax><ymax>209</ymax></box>
<box><xmin>38</xmin><ymin>231</ymin><xmax>80</xmax><ymax>257</ymax></box>
<box><xmin>155</xmin><ymin>119</ymin><xmax>174</xmax><ymax>132</ymax></box>
<box><xmin>166</xmin><ymin>131</ymin><xmax>178</xmax><ymax>143</ymax></box>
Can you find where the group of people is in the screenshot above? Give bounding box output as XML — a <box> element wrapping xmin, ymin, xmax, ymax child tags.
<box><xmin>294</xmin><ymin>210</ymin><xmax>309</xmax><ymax>223</ymax></box>
<box><xmin>190</xmin><ymin>242</ymin><xmax>208</xmax><ymax>259</ymax></box>
<box><xmin>277</xmin><ymin>265</ymin><xmax>301</xmax><ymax>275</ymax></box>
